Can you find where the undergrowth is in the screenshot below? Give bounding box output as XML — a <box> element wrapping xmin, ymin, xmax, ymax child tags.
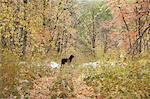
<box><xmin>0</xmin><ymin>49</ymin><xmax>149</xmax><ymax>98</ymax></box>
<box><xmin>82</xmin><ymin>53</ymin><xmax>150</xmax><ymax>98</ymax></box>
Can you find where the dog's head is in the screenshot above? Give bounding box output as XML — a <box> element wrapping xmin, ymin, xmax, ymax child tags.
<box><xmin>68</xmin><ymin>55</ymin><xmax>74</xmax><ymax>63</ymax></box>
<box><xmin>69</xmin><ymin>55</ymin><xmax>74</xmax><ymax>59</ymax></box>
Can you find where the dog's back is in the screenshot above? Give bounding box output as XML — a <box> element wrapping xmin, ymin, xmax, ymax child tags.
<box><xmin>61</xmin><ymin>58</ymin><xmax>68</xmax><ymax>65</ymax></box>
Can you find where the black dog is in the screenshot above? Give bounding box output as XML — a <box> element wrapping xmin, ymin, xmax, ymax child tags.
<box><xmin>61</xmin><ymin>55</ymin><xmax>74</xmax><ymax>66</ymax></box>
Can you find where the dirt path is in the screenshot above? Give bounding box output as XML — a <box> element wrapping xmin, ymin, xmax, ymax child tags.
<box><xmin>28</xmin><ymin>69</ymin><xmax>96</xmax><ymax>99</ymax></box>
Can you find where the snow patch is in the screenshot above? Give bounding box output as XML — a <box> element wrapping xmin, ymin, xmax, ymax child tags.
<box><xmin>81</xmin><ymin>61</ymin><xmax>100</xmax><ymax>68</ymax></box>
<box><xmin>46</xmin><ymin>61</ymin><xmax>60</xmax><ymax>69</ymax></box>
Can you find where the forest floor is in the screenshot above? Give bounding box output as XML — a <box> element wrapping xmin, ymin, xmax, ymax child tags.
<box><xmin>28</xmin><ymin>69</ymin><xmax>96</xmax><ymax>99</ymax></box>
<box><xmin>1</xmin><ymin>53</ymin><xmax>149</xmax><ymax>99</ymax></box>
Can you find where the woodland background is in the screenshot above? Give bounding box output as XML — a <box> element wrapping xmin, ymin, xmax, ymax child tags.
<box><xmin>0</xmin><ymin>0</ymin><xmax>150</xmax><ymax>98</ymax></box>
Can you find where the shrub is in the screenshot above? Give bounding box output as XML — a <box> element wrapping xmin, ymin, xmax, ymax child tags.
<box><xmin>0</xmin><ymin>50</ymin><xmax>20</xmax><ymax>98</ymax></box>
<box><xmin>83</xmin><ymin>54</ymin><xmax>150</xmax><ymax>98</ymax></box>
